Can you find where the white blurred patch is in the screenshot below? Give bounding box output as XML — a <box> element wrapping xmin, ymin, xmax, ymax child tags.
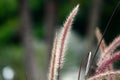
<box><xmin>2</xmin><ymin>66</ymin><xmax>15</xmax><ymax>80</ymax></box>
<box><xmin>67</xmin><ymin>31</ymin><xmax>87</xmax><ymax>55</ymax></box>
<box><xmin>61</xmin><ymin>68</ymin><xmax>85</xmax><ymax>80</ymax></box>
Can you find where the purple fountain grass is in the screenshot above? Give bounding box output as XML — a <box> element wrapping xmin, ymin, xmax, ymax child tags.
<box><xmin>48</xmin><ymin>2</ymin><xmax>120</xmax><ymax>80</ymax></box>
<box><xmin>98</xmin><ymin>35</ymin><xmax>120</xmax><ymax>66</ymax></box>
<box><xmin>97</xmin><ymin>2</ymin><xmax>120</xmax><ymax>67</ymax></box>
<box><xmin>96</xmin><ymin>28</ymin><xmax>113</xmax><ymax>80</ymax></box>
<box><xmin>86</xmin><ymin>29</ymin><xmax>120</xmax><ymax>80</ymax></box>
<box><xmin>58</xmin><ymin>4</ymin><xmax>79</xmax><ymax>69</ymax></box>
<box><xmin>96</xmin><ymin>27</ymin><xmax>112</xmax><ymax>70</ymax></box>
<box><xmin>48</xmin><ymin>5</ymin><xmax>79</xmax><ymax>80</ymax></box>
<box><xmin>96</xmin><ymin>51</ymin><xmax>120</xmax><ymax>74</ymax></box>
<box><xmin>95</xmin><ymin>27</ymin><xmax>107</xmax><ymax>53</ymax></box>
<box><xmin>48</xmin><ymin>33</ymin><xmax>58</xmax><ymax>80</ymax></box>
<box><xmin>87</xmin><ymin>71</ymin><xmax>120</xmax><ymax>80</ymax></box>
<box><xmin>87</xmin><ymin>28</ymin><xmax>120</xmax><ymax>80</ymax></box>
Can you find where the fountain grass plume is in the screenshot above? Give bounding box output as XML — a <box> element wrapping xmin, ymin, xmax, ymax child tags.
<box><xmin>96</xmin><ymin>27</ymin><xmax>113</xmax><ymax>80</ymax></box>
<box><xmin>95</xmin><ymin>27</ymin><xmax>107</xmax><ymax>53</ymax></box>
<box><xmin>48</xmin><ymin>5</ymin><xmax>79</xmax><ymax>80</ymax></box>
<box><xmin>96</xmin><ymin>51</ymin><xmax>120</xmax><ymax>74</ymax></box>
<box><xmin>87</xmin><ymin>71</ymin><xmax>120</xmax><ymax>80</ymax></box>
<box><xmin>98</xmin><ymin>35</ymin><xmax>120</xmax><ymax>66</ymax></box>
<box><xmin>48</xmin><ymin>2</ymin><xmax>120</xmax><ymax>80</ymax></box>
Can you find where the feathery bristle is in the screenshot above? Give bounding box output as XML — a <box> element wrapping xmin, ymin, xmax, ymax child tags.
<box><xmin>96</xmin><ymin>51</ymin><xmax>120</xmax><ymax>74</ymax></box>
<box><xmin>57</xmin><ymin>5</ymin><xmax>79</xmax><ymax>80</ymax></box>
<box><xmin>98</xmin><ymin>35</ymin><xmax>120</xmax><ymax>66</ymax></box>
<box><xmin>96</xmin><ymin>28</ymin><xmax>113</xmax><ymax>79</ymax></box>
<box><xmin>91</xmin><ymin>1</ymin><xmax>120</xmax><ymax>68</ymax></box>
<box><xmin>87</xmin><ymin>71</ymin><xmax>120</xmax><ymax>80</ymax></box>
<box><xmin>48</xmin><ymin>33</ymin><xmax>58</xmax><ymax>80</ymax></box>
<box><xmin>95</xmin><ymin>27</ymin><xmax>107</xmax><ymax>53</ymax></box>
<box><xmin>48</xmin><ymin>4</ymin><xmax>79</xmax><ymax>80</ymax></box>
<box><xmin>58</xmin><ymin>4</ymin><xmax>79</xmax><ymax>68</ymax></box>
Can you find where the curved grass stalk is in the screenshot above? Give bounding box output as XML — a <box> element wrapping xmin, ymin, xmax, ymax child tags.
<box><xmin>48</xmin><ymin>5</ymin><xmax>79</xmax><ymax>80</ymax></box>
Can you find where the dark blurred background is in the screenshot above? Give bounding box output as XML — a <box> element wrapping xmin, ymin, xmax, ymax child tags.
<box><xmin>0</xmin><ymin>0</ymin><xmax>120</xmax><ymax>80</ymax></box>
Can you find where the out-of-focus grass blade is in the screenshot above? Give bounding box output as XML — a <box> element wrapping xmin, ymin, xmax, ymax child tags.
<box><xmin>85</xmin><ymin>52</ymin><xmax>92</xmax><ymax>77</ymax></box>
